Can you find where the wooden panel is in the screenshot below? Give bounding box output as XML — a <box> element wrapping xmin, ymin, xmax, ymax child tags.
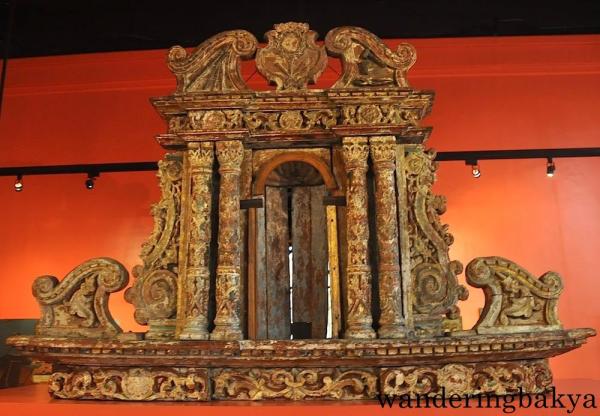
<box><xmin>291</xmin><ymin>185</ymin><xmax>328</xmax><ymax>339</ymax></box>
<box><xmin>265</xmin><ymin>187</ymin><xmax>291</xmax><ymax>339</ymax></box>
<box><xmin>254</xmin><ymin>205</ymin><xmax>268</xmax><ymax>339</ymax></box>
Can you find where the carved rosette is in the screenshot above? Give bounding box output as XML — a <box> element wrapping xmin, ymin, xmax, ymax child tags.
<box><xmin>188</xmin><ymin>109</ymin><xmax>244</xmax><ymax>130</ymax></box>
<box><xmin>178</xmin><ymin>142</ymin><xmax>214</xmax><ymax>340</ymax></box>
<box><xmin>211</xmin><ymin>140</ymin><xmax>244</xmax><ymax>340</ymax></box>
<box><xmin>341</xmin><ymin>104</ymin><xmax>420</xmax><ymax>126</ymax></box>
<box><xmin>403</xmin><ymin>147</ymin><xmax>468</xmax><ymax>335</ymax></box>
<box><xmin>125</xmin><ymin>153</ymin><xmax>182</xmax><ymax>339</ymax></box>
<box><xmin>213</xmin><ymin>368</ymin><xmax>377</xmax><ymax>400</ymax></box>
<box><xmin>50</xmin><ymin>368</ymin><xmax>209</xmax><ymax>401</ymax></box>
<box><xmin>370</xmin><ymin>137</ymin><xmax>405</xmax><ymax>338</ymax></box>
<box><xmin>342</xmin><ymin>137</ymin><xmax>375</xmax><ymax>339</ymax></box>
<box><xmin>381</xmin><ymin>360</ymin><xmax>552</xmax><ymax>397</ymax></box>
<box><xmin>466</xmin><ymin>257</ymin><xmax>563</xmax><ymax>334</ymax></box>
<box><xmin>256</xmin><ymin>22</ymin><xmax>327</xmax><ymax>90</ymax></box>
<box><xmin>33</xmin><ymin>258</ymin><xmax>129</xmax><ymax>338</ymax></box>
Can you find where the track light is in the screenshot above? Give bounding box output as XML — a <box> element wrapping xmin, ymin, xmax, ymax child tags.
<box><xmin>14</xmin><ymin>174</ymin><xmax>23</xmax><ymax>192</ymax></box>
<box><xmin>85</xmin><ymin>172</ymin><xmax>98</xmax><ymax>190</ymax></box>
<box><xmin>467</xmin><ymin>160</ymin><xmax>481</xmax><ymax>178</ymax></box>
<box><xmin>546</xmin><ymin>158</ymin><xmax>556</xmax><ymax>178</ymax></box>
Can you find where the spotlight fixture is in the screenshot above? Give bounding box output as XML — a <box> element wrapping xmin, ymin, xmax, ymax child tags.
<box><xmin>546</xmin><ymin>158</ymin><xmax>556</xmax><ymax>178</ymax></box>
<box><xmin>14</xmin><ymin>174</ymin><xmax>23</xmax><ymax>192</ymax></box>
<box><xmin>85</xmin><ymin>172</ymin><xmax>98</xmax><ymax>190</ymax></box>
<box><xmin>466</xmin><ymin>160</ymin><xmax>481</xmax><ymax>178</ymax></box>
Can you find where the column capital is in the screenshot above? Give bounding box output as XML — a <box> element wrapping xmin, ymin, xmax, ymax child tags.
<box><xmin>188</xmin><ymin>142</ymin><xmax>214</xmax><ymax>169</ymax></box>
<box><xmin>342</xmin><ymin>137</ymin><xmax>369</xmax><ymax>170</ymax></box>
<box><xmin>216</xmin><ymin>140</ymin><xmax>244</xmax><ymax>172</ymax></box>
<box><xmin>369</xmin><ymin>136</ymin><xmax>397</xmax><ymax>164</ymax></box>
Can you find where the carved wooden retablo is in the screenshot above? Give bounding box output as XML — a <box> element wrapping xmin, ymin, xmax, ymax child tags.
<box><xmin>7</xmin><ymin>23</ymin><xmax>595</xmax><ymax>402</ymax></box>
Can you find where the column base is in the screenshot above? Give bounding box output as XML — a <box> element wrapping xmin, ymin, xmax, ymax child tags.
<box><xmin>344</xmin><ymin>326</ymin><xmax>376</xmax><ymax>339</ymax></box>
<box><xmin>377</xmin><ymin>324</ymin><xmax>408</xmax><ymax>339</ymax></box>
<box><xmin>210</xmin><ymin>325</ymin><xmax>243</xmax><ymax>340</ymax></box>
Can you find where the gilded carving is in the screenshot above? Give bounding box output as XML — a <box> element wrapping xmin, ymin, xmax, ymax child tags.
<box><xmin>178</xmin><ymin>142</ymin><xmax>214</xmax><ymax>340</ymax></box>
<box><xmin>213</xmin><ymin>368</ymin><xmax>377</xmax><ymax>400</ymax></box>
<box><xmin>466</xmin><ymin>257</ymin><xmax>563</xmax><ymax>334</ymax></box>
<box><xmin>125</xmin><ymin>153</ymin><xmax>182</xmax><ymax>338</ymax></box>
<box><xmin>370</xmin><ymin>137</ymin><xmax>404</xmax><ymax>338</ymax></box>
<box><xmin>256</xmin><ymin>22</ymin><xmax>327</xmax><ymax>90</ymax></box>
<box><xmin>212</xmin><ymin>140</ymin><xmax>244</xmax><ymax>340</ymax></box>
<box><xmin>342</xmin><ymin>137</ymin><xmax>375</xmax><ymax>339</ymax></box>
<box><xmin>188</xmin><ymin>110</ymin><xmax>244</xmax><ymax>130</ymax></box>
<box><xmin>404</xmin><ymin>147</ymin><xmax>468</xmax><ymax>334</ymax></box>
<box><xmin>33</xmin><ymin>258</ymin><xmax>129</xmax><ymax>338</ymax></box>
<box><xmin>50</xmin><ymin>368</ymin><xmax>209</xmax><ymax>401</ymax></box>
<box><xmin>325</xmin><ymin>26</ymin><xmax>416</xmax><ymax>88</ymax></box>
<box><xmin>168</xmin><ymin>30</ymin><xmax>257</xmax><ymax>93</ymax></box>
<box><xmin>243</xmin><ymin>109</ymin><xmax>338</xmax><ymax>132</ymax></box>
<box><xmin>381</xmin><ymin>360</ymin><xmax>552</xmax><ymax>396</ymax></box>
<box><xmin>341</xmin><ymin>104</ymin><xmax>419</xmax><ymax>126</ymax></box>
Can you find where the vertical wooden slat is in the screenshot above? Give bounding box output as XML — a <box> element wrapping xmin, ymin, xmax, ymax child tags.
<box><xmin>326</xmin><ymin>205</ymin><xmax>341</xmax><ymax>339</ymax></box>
<box><xmin>255</xmin><ymin>203</ymin><xmax>267</xmax><ymax>339</ymax></box>
<box><xmin>291</xmin><ymin>187</ymin><xmax>311</xmax><ymax>326</ymax></box>
<box><xmin>265</xmin><ymin>186</ymin><xmax>291</xmax><ymax>339</ymax></box>
<box><xmin>310</xmin><ymin>185</ymin><xmax>328</xmax><ymax>338</ymax></box>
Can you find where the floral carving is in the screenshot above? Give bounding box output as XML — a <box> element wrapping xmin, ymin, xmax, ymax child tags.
<box><xmin>125</xmin><ymin>154</ymin><xmax>182</xmax><ymax>338</ymax></box>
<box><xmin>244</xmin><ymin>109</ymin><xmax>338</xmax><ymax>131</ymax></box>
<box><xmin>33</xmin><ymin>258</ymin><xmax>129</xmax><ymax>338</ymax></box>
<box><xmin>403</xmin><ymin>147</ymin><xmax>468</xmax><ymax>334</ymax></box>
<box><xmin>50</xmin><ymin>368</ymin><xmax>209</xmax><ymax>401</ymax></box>
<box><xmin>341</xmin><ymin>104</ymin><xmax>419</xmax><ymax>126</ymax></box>
<box><xmin>466</xmin><ymin>257</ymin><xmax>563</xmax><ymax>334</ymax></box>
<box><xmin>188</xmin><ymin>110</ymin><xmax>244</xmax><ymax>130</ymax></box>
<box><xmin>256</xmin><ymin>22</ymin><xmax>327</xmax><ymax>90</ymax></box>
<box><xmin>381</xmin><ymin>360</ymin><xmax>552</xmax><ymax>397</ymax></box>
<box><xmin>168</xmin><ymin>30</ymin><xmax>257</xmax><ymax>93</ymax></box>
<box><xmin>213</xmin><ymin>368</ymin><xmax>377</xmax><ymax>400</ymax></box>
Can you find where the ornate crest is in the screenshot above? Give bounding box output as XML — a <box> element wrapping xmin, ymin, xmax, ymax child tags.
<box><xmin>256</xmin><ymin>22</ymin><xmax>327</xmax><ymax>90</ymax></box>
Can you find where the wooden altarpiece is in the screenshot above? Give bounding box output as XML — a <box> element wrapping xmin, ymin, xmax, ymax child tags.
<box><xmin>8</xmin><ymin>23</ymin><xmax>595</xmax><ymax>401</ymax></box>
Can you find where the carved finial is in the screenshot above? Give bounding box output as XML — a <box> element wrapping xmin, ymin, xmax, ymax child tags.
<box><xmin>256</xmin><ymin>22</ymin><xmax>328</xmax><ymax>90</ymax></box>
<box><xmin>466</xmin><ymin>257</ymin><xmax>563</xmax><ymax>334</ymax></box>
<box><xmin>325</xmin><ymin>26</ymin><xmax>416</xmax><ymax>88</ymax></box>
<box><xmin>168</xmin><ymin>30</ymin><xmax>257</xmax><ymax>93</ymax></box>
<box><xmin>33</xmin><ymin>258</ymin><xmax>129</xmax><ymax>338</ymax></box>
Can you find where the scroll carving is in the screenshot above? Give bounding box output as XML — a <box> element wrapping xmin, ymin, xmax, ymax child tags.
<box><xmin>342</xmin><ymin>137</ymin><xmax>375</xmax><ymax>339</ymax></box>
<box><xmin>125</xmin><ymin>153</ymin><xmax>182</xmax><ymax>338</ymax></box>
<box><xmin>33</xmin><ymin>258</ymin><xmax>129</xmax><ymax>338</ymax></box>
<box><xmin>466</xmin><ymin>257</ymin><xmax>563</xmax><ymax>334</ymax></box>
<box><xmin>50</xmin><ymin>368</ymin><xmax>209</xmax><ymax>401</ymax></box>
<box><xmin>168</xmin><ymin>30</ymin><xmax>257</xmax><ymax>93</ymax></box>
<box><xmin>213</xmin><ymin>368</ymin><xmax>377</xmax><ymax>400</ymax></box>
<box><xmin>325</xmin><ymin>26</ymin><xmax>416</xmax><ymax>88</ymax></box>
<box><xmin>370</xmin><ymin>137</ymin><xmax>404</xmax><ymax>338</ymax></box>
<box><xmin>404</xmin><ymin>147</ymin><xmax>468</xmax><ymax>334</ymax></box>
<box><xmin>178</xmin><ymin>143</ymin><xmax>214</xmax><ymax>340</ymax></box>
<box><xmin>211</xmin><ymin>140</ymin><xmax>244</xmax><ymax>340</ymax></box>
<box><xmin>381</xmin><ymin>360</ymin><xmax>552</xmax><ymax>397</ymax></box>
<box><xmin>256</xmin><ymin>22</ymin><xmax>327</xmax><ymax>90</ymax></box>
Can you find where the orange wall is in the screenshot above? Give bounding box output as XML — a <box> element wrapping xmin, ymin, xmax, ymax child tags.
<box><xmin>1</xmin><ymin>35</ymin><xmax>599</xmax><ymax>380</ymax></box>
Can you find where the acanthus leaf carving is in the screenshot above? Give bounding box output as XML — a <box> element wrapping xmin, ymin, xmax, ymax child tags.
<box><xmin>33</xmin><ymin>258</ymin><xmax>129</xmax><ymax>338</ymax></box>
<box><xmin>466</xmin><ymin>256</ymin><xmax>563</xmax><ymax>334</ymax></box>
<box><xmin>325</xmin><ymin>26</ymin><xmax>416</xmax><ymax>88</ymax></box>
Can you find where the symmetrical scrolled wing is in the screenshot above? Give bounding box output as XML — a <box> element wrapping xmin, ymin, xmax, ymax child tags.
<box><xmin>168</xmin><ymin>30</ymin><xmax>258</xmax><ymax>93</ymax></box>
<box><xmin>325</xmin><ymin>26</ymin><xmax>416</xmax><ymax>88</ymax></box>
<box><xmin>466</xmin><ymin>256</ymin><xmax>563</xmax><ymax>334</ymax></box>
<box><xmin>33</xmin><ymin>258</ymin><xmax>129</xmax><ymax>338</ymax></box>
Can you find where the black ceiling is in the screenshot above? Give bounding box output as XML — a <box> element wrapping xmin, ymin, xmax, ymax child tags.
<box><xmin>2</xmin><ymin>0</ymin><xmax>600</xmax><ymax>58</ymax></box>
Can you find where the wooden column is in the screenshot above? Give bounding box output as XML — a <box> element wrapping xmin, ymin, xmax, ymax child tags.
<box><xmin>341</xmin><ymin>137</ymin><xmax>376</xmax><ymax>339</ymax></box>
<box><xmin>177</xmin><ymin>142</ymin><xmax>214</xmax><ymax>340</ymax></box>
<box><xmin>211</xmin><ymin>140</ymin><xmax>244</xmax><ymax>340</ymax></box>
<box><xmin>370</xmin><ymin>136</ymin><xmax>405</xmax><ymax>338</ymax></box>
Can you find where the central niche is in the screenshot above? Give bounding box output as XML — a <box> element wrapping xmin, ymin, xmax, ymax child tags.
<box><xmin>255</xmin><ymin>161</ymin><xmax>333</xmax><ymax>340</ymax></box>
